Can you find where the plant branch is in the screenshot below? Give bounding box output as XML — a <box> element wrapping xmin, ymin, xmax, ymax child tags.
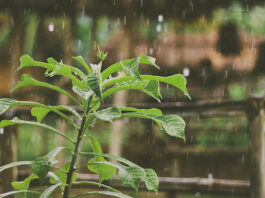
<box><xmin>62</xmin><ymin>103</ymin><xmax>90</xmax><ymax>198</ymax></box>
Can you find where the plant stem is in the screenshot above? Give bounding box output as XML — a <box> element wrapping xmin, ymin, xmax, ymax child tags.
<box><xmin>63</xmin><ymin>107</ymin><xmax>89</xmax><ymax>198</ymax></box>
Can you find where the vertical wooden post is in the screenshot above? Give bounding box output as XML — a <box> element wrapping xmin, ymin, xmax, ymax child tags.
<box><xmin>247</xmin><ymin>95</ymin><xmax>265</xmax><ymax>198</ymax></box>
<box><xmin>108</xmin><ymin>27</ymin><xmax>132</xmax><ymax>157</ymax></box>
<box><xmin>0</xmin><ymin>11</ymin><xmax>23</xmax><ymax>194</ymax></box>
<box><xmin>56</xmin><ymin>16</ymin><xmax>75</xmax><ymax>167</ymax></box>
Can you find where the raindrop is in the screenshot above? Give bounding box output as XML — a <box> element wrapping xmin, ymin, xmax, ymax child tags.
<box><xmin>158</xmin><ymin>14</ymin><xmax>163</xmax><ymax>23</ymax></box>
<box><xmin>48</xmin><ymin>23</ymin><xmax>54</xmax><ymax>32</ymax></box>
<box><xmin>113</xmin><ymin>0</ymin><xmax>115</xmax><ymax>6</ymax></box>
<box><xmin>190</xmin><ymin>0</ymin><xmax>194</xmax><ymax>11</ymax></box>
<box><xmin>242</xmin><ymin>154</ymin><xmax>245</xmax><ymax>163</ymax></box>
<box><xmin>140</xmin><ymin>0</ymin><xmax>143</xmax><ymax>7</ymax></box>
<box><xmin>224</xmin><ymin>70</ymin><xmax>228</xmax><ymax>79</ymax></box>
<box><xmin>208</xmin><ymin>173</ymin><xmax>213</xmax><ymax>180</ymax></box>
<box><xmin>123</xmin><ymin>16</ymin><xmax>127</xmax><ymax>25</ymax></box>
<box><xmin>0</xmin><ymin>128</ymin><xmax>4</xmax><ymax>135</ymax></box>
<box><xmin>156</xmin><ymin>24</ymin><xmax>162</xmax><ymax>32</ymax></box>
<box><xmin>183</xmin><ymin>67</ymin><xmax>190</xmax><ymax>77</ymax></box>
<box><xmin>149</xmin><ymin>48</ymin><xmax>153</xmax><ymax>55</ymax></box>
<box><xmin>62</xmin><ymin>21</ymin><xmax>65</xmax><ymax>30</ymax></box>
<box><xmin>195</xmin><ymin>192</ymin><xmax>201</xmax><ymax>197</ymax></box>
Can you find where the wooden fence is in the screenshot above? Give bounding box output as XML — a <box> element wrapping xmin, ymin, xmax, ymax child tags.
<box><xmin>1</xmin><ymin>95</ymin><xmax>264</xmax><ymax>197</ymax></box>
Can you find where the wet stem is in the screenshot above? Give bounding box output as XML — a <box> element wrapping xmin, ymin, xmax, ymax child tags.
<box><xmin>63</xmin><ymin>102</ymin><xmax>90</xmax><ymax>198</ymax></box>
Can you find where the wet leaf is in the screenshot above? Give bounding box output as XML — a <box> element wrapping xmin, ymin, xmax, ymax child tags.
<box><xmin>142</xmin><ymin>74</ymin><xmax>190</xmax><ymax>99</ymax></box>
<box><xmin>121</xmin><ymin>58</ymin><xmax>141</xmax><ymax>80</ymax></box>
<box><xmin>0</xmin><ymin>161</ymin><xmax>31</xmax><ymax>173</ymax></box>
<box><xmin>101</xmin><ymin>54</ymin><xmax>159</xmax><ymax>81</ymax></box>
<box><xmin>0</xmin><ymin>190</ymin><xmax>41</xmax><ymax>198</ymax></box>
<box><xmin>40</xmin><ymin>183</ymin><xmax>62</xmax><ymax>198</ymax></box>
<box><xmin>12</xmin><ymin>174</ymin><xmax>38</xmax><ymax>190</ymax></box>
<box><xmin>143</xmin><ymin>169</ymin><xmax>159</xmax><ymax>192</ymax></box>
<box><xmin>30</xmin><ymin>156</ymin><xmax>51</xmax><ymax>183</ymax></box>
<box><xmin>31</xmin><ymin>107</ymin><xmax>50</xmax><ymax>122</ymax></box>
<box><xmin>0</xmin><ymin>98</ymin><xmax>16</xmax><ymax>115</ymax></box>
<box><xmin>95</xmin><ymin>107</ymin><xmax>121</xmax><ymax>122</ymax></box>
<box><xmin>118</xmin><ymin>107</ymin><xmax>162</xmax><ymax>116</ymax></box>
<box><xmin>46</xmin><ymin>147</ymin><xmax>65</xmax><ymax>164</ymax></box>
<box><xmin>139</xmin><ymin>54</ymin><xmax>159</xmax><ymax>69</ymax></box>
<box><xmin>118</xmin><ymin>165</ymin><xmax>145</xmax><ymax>191</ymax></box>
<box><xmin>121</xmin><ymin>113</ymin><xmax>185</xmax><ymax>140</ymax></box>
<box><xmin>0</xmin><ymin>117</ymin><xmax>74</xmax><ymax>143</ymax></box>
<box><xmin>49</xmin><ymin>162</ymin><xmax>77</xmax><ymax>187</ymax></box>
<box><xmin>86</xmin><ymin>73</ymin><xmax>102</xmax><ymax>100</ymax></box>
<box><xmin>12</xmin><ymin>74</ymin><xmax>80</xmax><ymax>105</ymax></box>
<box><xmin>87</xmin><ymin>136</ymin><xmax>116</xmax><ymax>182</ymax></box>
<box><xmin>74</xmin><ymin>56</ymin><xmax>91</xmax><ymax>74</ymax></box>
<box><xmin>102</xmin><ymin>80</ymin><xmax>162</xmax><ymax>102</ymax></box>
<box><xmin>19</xmin><ymin>55</ymin><xmax>85</xmax><ymax>80</ymax></box>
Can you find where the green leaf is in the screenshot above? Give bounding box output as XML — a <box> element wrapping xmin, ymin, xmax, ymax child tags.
<box><xmin>139</xmin><ymin>54</ymin><xmax>159</xmax><ymax>69</ymax></box>
<box><xmin>73</xmin><ymin>181</ymin><xmax>121</xmax><ymax>193</ymax></box>
<box><xmin>47</xmin><ymin>57</ymin><xmax>59</xmax><ymax>65</ymax></box>
<box><xmin>142</xmin><ymin>74</ymin><xmax>190</xmax><ymax>99</ymax></box>
<box><xmin>0</xmin><ymin>190</ymin><xmax>41</xmax><ymax>198</ymax></box>
<box><xmin>46</xmin><ymin>147</ymin><xmax>65</xmax><ymax>164</ymax></box>
<box><xmin>74</xmin><ymin>56</ymin><xmax>91</xmax><ymax>74</ymax></box>
<box><xmin>101</xmin><ymin>54</ymin><xmax>159</xmax><ymax>81</ymax></box>
<box><xmin>13</xmin><ymin>74</ymin><xmax>80</xmax><ymax>105</ymax></box>
<box><xmin>54</xmin><ymin>105</ymin><xmax>81</xmax><ymax>120</ymax></box>
<box><xmin>88</xmin><ymin>161</ymin><xmax>144</xmax><ymax>191</ymax></box>
<box><xmin>20</xmin><ymin>55</ymin><xmax>35</xmax><ymax>67</ymax></box>
<box><xmin>86</xmin><ymin>73</ymin><xmax>102</xmax><ymax>100</ymax></box>
<box><xmin>87</xmin><ymin>136</ymin><xmax>116</xmax><ymax>182</ymax></box>
<box><xmin>11</xmin><ymin>174</ymin><xmax>38</xmax><ymax>190</ymax></box>
<box><xmin>80</xmin><ymin>152</ymin><xmax>136</xmax><ymax>167</ymax></box>
<box><xmin>73</xmin><ymin>86</ymin><xmax>93</xmax><ymax>100</ymax></box>
<box><xmin>97</xmin><ymin>45</ymin><xmax>108</xmax><ymax>62</ymax></box>
<box><xmin>49</xmin><ymin>162</ymin><xmax>77</xmax><ymax>187</ymax></box>
<box><xmin>0</xmin><ymin>117</ymin><xmax>74</xmax><ymax>143</ymax></box>
<box><xmin>40</xmin><ymin>183</ymin><xmax>62</xmax><ymax>198</ymax></box>
<box><xmin>143</xmin><ymin>80</ymin><xmax>162</xmax><ymax>102</ymax></box>
<box><xmin>0</xmin><ymin>99</ymin><xmax>80</xmax><ymax>123</ymax></box>
<box><xmin>0</xmin><ymin>98</ymin><xmax>16</xmax><ymax>115</ymax></box>
<box><xmin>31</xmin><ymin>107</ymin><xmax>50</xmax><ymax>122</ymax></box>
<box><xmin>102</xmin><ymin>80</ymin><xmax>162</xmax><ymax>102</ymax></box>
<box><xmin>121</xmin><ymin>113</ymin><xmax>186</xmax><ymax>140</ymax></box>
<box><xmin>46</xmin><ymin>65</ymin><xmax>83</xmax><ymax>88</ymax></box>
<box><xmin>103</xmin><ymin>74</ymin><xmax>190</xmax><ymax>99</ymax></box>
<box><xmin>95</xmin><ymin>107</ymin><xmax>121</xmax><ymax>122</ymax></box>
<box><xmin>88</xmin><ymin>157</ymin><xmax>116</xmax><ymax>183</ymax></box>
<box><xmin>118</xmin><ymin>107</ymin><xmax>162</xmax><ymax>116</ymax></box>
<box><xmin>30</xmin><ymin>156</ymin><xmax>51</xmax><ymax>183</ymax></box>
<box><xmin>0</xmin><ymin>161</ymin><xmax>31</xmax><ymax>173</ymax></box>
<box><xmin>143</xmin><ymin>169</ymin><xmax>159</xmax><ymax>192</ymax></box>
<box><xmin>119</xmin><ymin>166</ymin><xmax>145</xmax><ymax>191</ymax></box>
<box><xmin>71</xmin><ymin>191</ymin><xmax>133</xmax><ymax>198</ymax></box>
<box><xmin>121</xmin><ymin>58</ymin><xmax>141</xmax><ymax>80</ymax></box>
<box><xmin>19</xmin><ymin>55</ymin><xmax>85</xmax><ymax>80</ymax></box>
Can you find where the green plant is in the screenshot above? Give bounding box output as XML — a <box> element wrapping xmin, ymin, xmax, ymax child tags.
<box><xmin>0</xmin><ymin>48</ymin><xmax>190</xmax><ymax>198</ymax></box>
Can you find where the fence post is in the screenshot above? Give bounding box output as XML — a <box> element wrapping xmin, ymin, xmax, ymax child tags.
<box><xmin>247</xmin><ymin>95</ymin><xmax>265</xmax><ymax>198</ymax></box>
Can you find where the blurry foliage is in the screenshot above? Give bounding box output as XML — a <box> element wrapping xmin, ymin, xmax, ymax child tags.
<box><xmin>214</xmin><ymin>2</ymin><xmax>265</xmax><ymax>35</ymax></box>
<box><xmin>228</xmin><ymin>83</ymin><xmax>247</xmax><ymax>101</ymax></box>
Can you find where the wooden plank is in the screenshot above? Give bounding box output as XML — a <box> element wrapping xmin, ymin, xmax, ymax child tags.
<box><xmin>15</xmin><ymin>170</ymin><xmax>250</xmax><ymax>196</ymax></box>
<box><xmin>247</xmin><ymin>95</ymin><xmax>265</xmax><ymax>198</ymax></box>
<box><xmin>16</xmin><ymin>170</ymin><xmax>250</xmax><ymax>196</ymax></box>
